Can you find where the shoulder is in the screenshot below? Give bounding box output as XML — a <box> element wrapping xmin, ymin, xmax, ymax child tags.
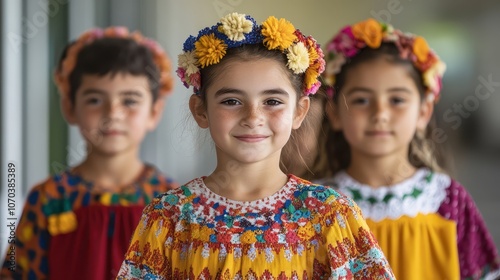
<box><xmin>143</xmin><ymin>177</ymin><xmax>201</xmax><ymax>215</ymax></box>
<box><xmin>26</xmin><ymin>171</ymin><xmax>81</xmax><ymax>200</ymax></box>
<box><xmin>142</xmin><ymin>164</ymin><xmax>180</xmax><ymax>192</ymax></box>
<box><xmin>438</xmin><ymin>176</ymin><xmax>479</xmax><ymax>220</ymax></box>
<box><xmin>292</xmin><ymin>175</ymin><xmax>363</xmax><ymax>220</ymax></box>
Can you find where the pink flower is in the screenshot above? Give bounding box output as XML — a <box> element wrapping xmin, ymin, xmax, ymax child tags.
<box><xmin>305</xmin><ymin>81</ymin><xmax>321</xmax><ymax>95</ymax></box>
<box><xmin>176</xmin><ymin>68</ymin><xmax>188</xmax><ymax>88</ymax></box>
<box><xmin>189</xmin><ymin>72</ymin><xmax>201</xmax><ymax>90</ymax></box>
<box><xmin>327</xmin><ymin>27</ymin><xmax>358</xmax><ymax>58</ymax></box>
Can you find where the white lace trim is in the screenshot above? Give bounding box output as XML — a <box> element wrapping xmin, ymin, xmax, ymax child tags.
<box><xmin>321</xmin><ymin>168</ymin><xmax>451</xmax><ymax>222</ymax></box>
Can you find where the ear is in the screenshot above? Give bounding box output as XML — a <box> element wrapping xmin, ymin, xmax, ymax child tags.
<box><xmin>325</xmin><ymin>99</ymin><xmax>342</xmax><ymax>130</ymax></box>
<box><xmin>146</xmin><ymin>97</ymin><xmax>166</xmax><ymax>131</ymax></box>
<box><xmin>189</xmin><ymin>94</ymin><xmax>209</xmax><ymax>129</ymax></box>
<box><xmin>416</xmin><ymin>96</ymin><xmax>434</xmax><ymax>131</ymax></box>
<box><xmin>60</xmin><ymin>96</ymin><xmax>77</xmax><ymax>125</ymax></box>
<box><xmin>292</xmin><ymin>96</ymin><xmax>310</xmax><ymax>129</ymax></box>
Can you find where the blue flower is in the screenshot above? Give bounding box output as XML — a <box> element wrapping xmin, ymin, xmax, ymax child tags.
<box><xmin>183</xmin><ymin>35</ymin><xmax>197</xmax><ymax>52</ymax></box>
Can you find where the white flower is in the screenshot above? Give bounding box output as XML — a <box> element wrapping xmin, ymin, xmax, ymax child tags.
<box><xmin>219</xmin><ymin>12</ymin><xmax>253</xmax><ymax>41</ymax></box>
<box><xmin>423</xmin><ymin>60</ymin><xmax>446</xmax><ymax>94</ymax></box>
<box><xmin>177</xmin><ymin>51</ymin><xmax>199</xmax><ymax>76</ymax></box>
<box><xmin>286</xmin><ymin>42</ymin><xmax>309</xmax><ymax>74</ymax></box>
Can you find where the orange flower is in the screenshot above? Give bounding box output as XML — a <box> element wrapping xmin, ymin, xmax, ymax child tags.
<box><xmin>305</xmin><ymin>61</ymin><xmax>320</xmax><ymax>89</ymax></box>
<box><xmin>413</xmin><ymin>36</ymin><xmax>430</xmax><ymax>63</ymax></box>
<box><xmin>351</xmin><ymin>18</ymin><xmax>383</xmax><ymax>48</ymax></box>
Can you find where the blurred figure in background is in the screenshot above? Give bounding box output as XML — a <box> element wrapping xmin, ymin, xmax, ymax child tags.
<box><xmin>1</xmin><ymin>27</ymin><xmax>178</xmax><ymax>280</ymax></box>
<box><xmin>316</xmin><ymin>18</ymin><xmax>500</xmax><ymax>279</ymax></box>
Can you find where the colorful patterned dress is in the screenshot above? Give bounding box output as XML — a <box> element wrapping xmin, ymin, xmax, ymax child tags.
<box><xmin>1</xmin><ymin>164</ymin><xmax>178</xmax><ymax>280</ymax></box>
<box><xmin>116</xmin><ymin>175</ymin><xmax>395</xmax><ymax>279</ymax></box>
<box><xmin>317</xmin><ymin>168</ymin><xmax>500</xmax><ymax>280</ymax></box>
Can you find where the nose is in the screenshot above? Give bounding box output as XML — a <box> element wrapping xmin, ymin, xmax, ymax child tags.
<box><xmin>105</xmin><ymin>100</ymin><xmax>125</xmax><ymax>120</ymax></box>
<box><xmin>100</xmin><ymin>100</ymin><xmax>124</xmax><ymax>130</ymax></box>
<box><xmin>240</xmin><ymin>104</ymin><xmax>264</xmax><ymax>128</ymax></box>
<box><xmin>371</xmin><ymin>99</ymin><xmax>389</xmax><ymax>123</ymax></box>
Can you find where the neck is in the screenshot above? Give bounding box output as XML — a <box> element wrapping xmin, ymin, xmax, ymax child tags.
<box><xmin>346</xmin><ymin>151</ymin><xmax>416</xmax><ymax>188</ymax></box>
<box><xmin>204</xmin><ymin>157</ymin><xmax>288</xmax><ymax>202</ymax></box>
<box><xmin>73</xmin><ymin>148</ymin><xmax>144</xmax><ymax>192</ymax></box>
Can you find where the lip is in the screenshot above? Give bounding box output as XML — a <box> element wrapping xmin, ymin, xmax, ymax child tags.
<box><xmin>365</xmin><ymin>130</ymin><xmax>393</xmax><ymax>137</ymax></box>
<box><xmin>234</xmin><ymin>134</ymin><xmax>269</xmax><ymax>143</ymax></box>
<box><xmin>101</xmin><ymin>130</ymin><xmax>125</xmax><ymax>136</ymax></box>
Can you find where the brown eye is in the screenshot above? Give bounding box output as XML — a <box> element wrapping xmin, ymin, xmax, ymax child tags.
<box><xmin>265</xmin><ymin>99</ymin><xmax>282</xmax><ymax>106</ymax></box>
<box><xmin>221</xmin><ymin>99</ymin><xmax>241</xmax><ymax>105</ymax></box>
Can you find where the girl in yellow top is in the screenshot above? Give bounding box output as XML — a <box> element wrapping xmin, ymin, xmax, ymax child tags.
<box><xmin>318</xmin><ymin>18</ymin><xmax>500</xmax><ymax>279</ymax></box>
<box><xmin>116</xmin><ymin>13</ymin><xmax>394</xmax><ymax>279</ymax></box>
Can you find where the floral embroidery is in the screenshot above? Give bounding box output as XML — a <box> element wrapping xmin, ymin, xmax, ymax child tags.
<box><xmin>117</xmin><ymin>176</ymin><xmax>394</xmax><ymax>279</ymax></box>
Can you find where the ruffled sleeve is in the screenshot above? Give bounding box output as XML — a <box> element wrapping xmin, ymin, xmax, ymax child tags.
<box><xmin>438</xmin><ymin>180</ymin><xmax>500</xmax><ymax>280</ymax></box>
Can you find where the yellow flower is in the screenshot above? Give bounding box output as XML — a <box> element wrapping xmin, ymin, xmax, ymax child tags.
<box><xmin>219</xmin><ymin>12</ymin><xmax>253</xmax><ymax>41</ymax></box>
<box><xmin>240</xmin><ymin>230</ymin><xmax>257</xmax><ymax>244</ymax></box>
<box><xmin>261</xmin><ymin>16</ymin><xmax>297</xmax><ymax>51</ymax></box>
<box><xmin>307</xmin><ymin>43</ymin><xmax>319</xmax><ymax>64</ymax></box>
<box><xmin>413</xmin><ymin>36</ymin><xmax>430</xmax><ymax>63</ymax></box>
<box><xmin>287</xmin><ymin>42</ymin><xmax>309</xmax><ymax>74</ymax></box>
<box><xmin>178</xmin><ymin>51</ymin><xmax>200</xmax><ymax>75</ymax></box>
<box><xmin>304</xmin><ymin>61</ymin><xmax>320</xmax><ymax>89</ymax></box>
<box><xmin>195</xmin><ymin>34</ymin><xmax>227</xmax><ymax>68</ymax></box>
<box><xmin>352</xmin><ymin>18</ymin><xmax>383</xmax><ymax>48</ymax></box>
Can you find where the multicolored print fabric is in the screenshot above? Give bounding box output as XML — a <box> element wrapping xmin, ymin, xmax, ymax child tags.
<box><xmin>117</xmin><ymin>175</ymin><xmax>395</xmax><ymax>279</ymax></box>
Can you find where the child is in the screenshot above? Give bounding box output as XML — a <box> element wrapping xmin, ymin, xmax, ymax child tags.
<box><xmin>116</xmin><ymin>13</ymin><xmax>395</xmax><ymax>279</ymax></box>
<box><xmin>318</xmin><ymin>18</ymin><xmax>500</xmax><ymax>279</ymax></box>
<box><xmin>1</xmin><ymin>27</ymin><xmax>179</xmax><ymax>280</ymax></box>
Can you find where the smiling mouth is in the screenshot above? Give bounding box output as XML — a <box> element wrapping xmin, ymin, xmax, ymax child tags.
<box><xmin>234</xmin><ymin>135</ymin><xmax>269</xmax><ymax>142</ymax></box>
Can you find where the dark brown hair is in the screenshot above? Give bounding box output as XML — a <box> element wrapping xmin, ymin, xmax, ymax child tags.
<box><xmin>58</xmin><ymin>38</ymin><xmax>161</xmax><ymax>105</ymax></box>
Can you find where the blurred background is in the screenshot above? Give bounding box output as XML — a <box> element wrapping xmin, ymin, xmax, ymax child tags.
<box><xmin>1</xmin><ymin>0</ymin><xmax>499</xmax><ymax>257</ymax></box>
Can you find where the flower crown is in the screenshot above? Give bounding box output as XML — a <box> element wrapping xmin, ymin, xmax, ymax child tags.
<box><xmin>177</xmin><ymin>13</ymin><xmax>325</xmax><ymax>96</ymax></box>
<box><xmin>323</xmin><ymin>18</ymin><xmax>446</xmax><ymax>102</ymax></box>
<box><xmin>54</xmin><ymin>26</ymin><xmax>174</xmax><ymax>98</ymax></box>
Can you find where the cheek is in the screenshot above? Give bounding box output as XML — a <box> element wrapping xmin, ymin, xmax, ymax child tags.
<box><xmin>270</xmin><ymin>109</ymin><xmax>294</xmax><ymax>131</ymax></box>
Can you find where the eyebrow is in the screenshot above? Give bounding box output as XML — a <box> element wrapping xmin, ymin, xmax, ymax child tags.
<box><xmin>345</xmin><ymin>86</ymin><xmax>412</xmax><ymax>95</ymax></box>
<box><xmin>214</xmin><ymin>87</ymin><xmax>290</xmax><ymax>97</ymax></box>
<box><xmin>80</xmin><ymin>88</ymin><xmax>144</xmax><ymax>98</ymax></box>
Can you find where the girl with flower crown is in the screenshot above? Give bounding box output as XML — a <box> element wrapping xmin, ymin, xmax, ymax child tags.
<box><xmin>316</xmin><ymin>18</ymin><xmax>500</xmax><ymax>279</ymax></box>
<box><xmin>116</xmin><ymin>13</ymin><xmax>394</xmax><ymax>279</ymax></box>
<box><xmin>0</xmin><ymin>27</ymin><xmax>179</xmax><ymax>280</ymax></box>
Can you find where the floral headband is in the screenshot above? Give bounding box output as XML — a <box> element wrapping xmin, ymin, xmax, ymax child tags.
<box><xmin>54</xmin><ymin>26</ymin><xmax>174</xmax><ymax>98</ymax></box>
<box><xmin>177</xmin><ymin>13</ymin><xmax>325</xmax><ymax>96</ymax></box>
<box><xmin>323</xmin><ymin>18</ymin><xmax>446</xmax><ymax>103</ymax></box>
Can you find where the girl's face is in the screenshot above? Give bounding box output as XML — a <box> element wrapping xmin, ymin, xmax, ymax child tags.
<box><xmin>328</xmin><ymin>58</ymin><xmax>432</xmax><ymax>161</ymax></box>
<box><xmin>191</xmin><ymin>58</ymin><xmax>309</xmax><ymax>166</ymax></box>
<box><xmin>63</xmin><ymin>73</ymin><xmax>164</xmax><ymax>156</ymax></box>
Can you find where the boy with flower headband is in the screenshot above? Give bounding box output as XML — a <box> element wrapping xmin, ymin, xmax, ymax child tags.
<box><xmin>316</xmin><ymin>18</ymin><xmax>500</xmax><ymax>279</ymax></box>
<box><xmin>1</xmin><ymin>27</ymin><xmax>179</xmax><ymax>280</ymax></box>
<box><xmin>117</xmin><ymin>13</ymin><xmax>394</xmax><ymax>279</ymax></box>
